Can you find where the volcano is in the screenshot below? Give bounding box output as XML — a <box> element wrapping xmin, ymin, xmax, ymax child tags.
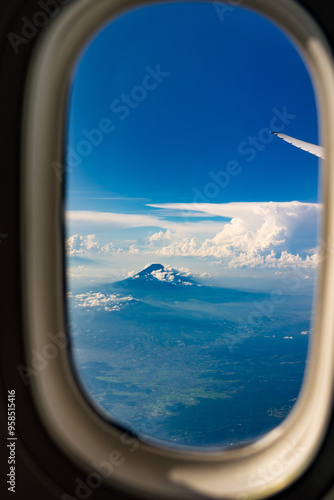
<box><xmin>110</xmin><ymin>263</ymin><xmax>264</xmax><ymax>304</ymax></box>
<box><xmin>113</xmin><ymin>263</ymin><xmax>199</xmax><ymax>289</ymax></box>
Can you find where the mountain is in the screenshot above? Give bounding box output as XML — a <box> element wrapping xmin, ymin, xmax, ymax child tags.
<box><xmin>110</xmin><ymin>263</ymin><xmax>265</xmax><ymax>304</ymax></box>
<box><xmin>114</xmin><ymin>263</ymin><xmax>199</xmax><ymax>288</ymax></box>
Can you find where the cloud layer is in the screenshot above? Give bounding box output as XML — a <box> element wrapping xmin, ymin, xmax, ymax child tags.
<box><xmin>66</xmin><ymin>201</ymin><xmax>321</xmax><ymax>270</ymax></box>
<box><xmin>66</xmin><ymin>234</ymin><xmax>123</xmax><ymax>256</ymax></box>
<box><xmin>71</xmin><ymin>291</ymin><xmax>135</xmax><ymax>312</ymax></box>
<box><xmin>149</xmin><ymin>201</ymin><xmax>321</xmax><ymax>268</ymax></box>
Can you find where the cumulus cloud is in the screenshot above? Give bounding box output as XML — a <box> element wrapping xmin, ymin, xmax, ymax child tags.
<box><xmin>128</xmin><ymin>245</ymin><xmax>140</xmax><ymax>255</ymax></box>
<box><xmin>66</xmin><ymin>234</ymin><xmax>86</xmax><ymax>256</ymax></box>
<box><xmin>73</xmin><ymin>292</ymin><xmax>135</xmax><ymax>312</ymax></box>
<box><xmin>164</xmin><ymin>265</ymin><xmax>210</xmax><ymax>279</ymax></box>
<box><xmin>264</xmin><ymin>250</ymin><xmax>321</xmax><ymax>268</ymax></box>
<box><xmin>65</xmin><ymin>201</ymin><xmax>321</xmax><ymax>271</ymax></box>
<box><xmin>149</xmin><ymin>229</ymin><xmax>173</xmax><ymax>243</ymax></box>
<box><xmin>84</xmin><ymin>234</ymin><xmax>100</xmax><ymax>252</ymax></box>
<box><xmin>152</xmin><ymin>269</ymin><xmax>175</xmax><ymax>282</ymax></box>
<box><xmin>149</xmin><ymin>268</ymin><xmax>195</xmax><ymax>285</ymax></box>
<box><xmin>66</xmin><ymin>234</ymin><xmax>124</xmax><ymax>256</ymax></box>
<box><xmin>149</xmin><ymin>201</ymin><xmax>321</xmax><ymax>269</ymax></box>
<box><xmin>100</xmin><ymin>243</ymin><xmax>122</xmax><ymax>254</ymax></box>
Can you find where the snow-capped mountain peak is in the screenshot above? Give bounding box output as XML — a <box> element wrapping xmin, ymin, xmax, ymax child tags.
<box><xmin>118</xmin><ymin>264</ymin><xmax>198</xmax><ymax>287</ymax></box>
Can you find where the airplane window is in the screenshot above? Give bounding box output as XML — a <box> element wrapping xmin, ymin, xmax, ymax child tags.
<box><xmin>65</xmin><ymin>1</ymin><xmax>320</xmax><ymax>450</ymax></box>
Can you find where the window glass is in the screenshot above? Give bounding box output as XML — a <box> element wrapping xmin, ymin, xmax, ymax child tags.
<box><xmin>66</xmin><ymin>1</ymin><xmax>320</xmax><ymax>449</ymax></box>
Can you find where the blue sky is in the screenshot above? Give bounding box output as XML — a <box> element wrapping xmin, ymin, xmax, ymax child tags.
<box><xmin>65</xmin><ymin>1</ymin><xmax>321</xmax><ymax>284</ymax></box>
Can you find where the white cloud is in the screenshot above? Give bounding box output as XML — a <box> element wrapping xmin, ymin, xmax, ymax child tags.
<box><xmin>151</xmin><ymin>269</ymin><xmax>175</xmax><ymax>282</ymax></box>
<box><xmin>156</xmin><ymin>238</ymin><xmax>199</xmax><ymax>257</ymax></box>
<box><xmin>100</xmin><ymin>243</ymin><xmax>123</xmax><ymax>255</ymax></box>
<box><xmin>66</xmin><ymin>234</ymin><xmax>124</xmax><ymax>257</ymax></box>
<box><xmin>164</xmin><ymin>265</ymin><xmax>209</xmax><ymax>279</ymax></box>
<box><xmin>265</xmin><ymin>250</ymin><xmax>320</xmax><ymax>269</ymax></box>
<box><xmin>149</xmin><ymin>229</ymin><xmax>173</xmax><ymax>243</ymax></box>
<box><xmin>66</xmin><ymin>210</ymin><xmax>225</xmax><ymax>238</ymax></box>
<box><xmin>73</xmin><ymin>292</ymin><xmax>135</xmax><ymax>312</ymax></box>
<box><xmin>66</xmin><ymin>234</ymin><xmax>85</xmax><ymax>256</ymax></box>
<box><xmin>147</xmin><ymin>266</ymin><xmax>200</xmax><ymax>285</ymax></box>
<box><xmin>66</xmin><ymin>234</ymin><xmax>104</xmax><ymax>256</ymax></box>
<box><xmin>128</xmin><ymin>245</ymin><xmax>140</xmax><ymax>255</ymax></box>
<box><xmin>85</xmin><ymin>234</ymin><xmax>100</xmax><ymax>251</ymax></box>
<box><xmin>66</xmin><ymin>211</ymin><xmax>161</xmax><ymax>229</ymax></box>
<box><xmin>65</xmin><ymin>201</ymin><xmax>321</xmax><ymax>271</ymax></box>
<box><xmin>150</xmin><ymin>201</ymin><xmax>321</xmax><ymax>269</ymax></box>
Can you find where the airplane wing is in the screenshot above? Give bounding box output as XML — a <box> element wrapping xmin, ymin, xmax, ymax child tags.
<box><xmin>271</xmin><ymin>132</ymin><xmax>325</xmax><ymax>159</ymax></box>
